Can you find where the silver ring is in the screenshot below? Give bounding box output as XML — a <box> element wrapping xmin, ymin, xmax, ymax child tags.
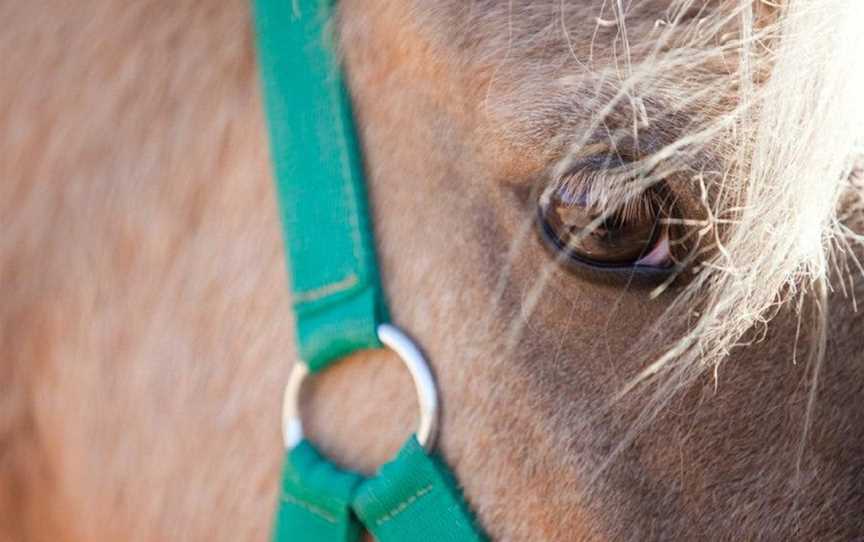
<box><xmin>282</xmin><ymin>324</ymin><xmax>440</xmax><ymax>452</ymax></box>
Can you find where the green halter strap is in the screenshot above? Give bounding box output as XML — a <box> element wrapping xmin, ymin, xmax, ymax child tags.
<box><xmin>252</xmin><ymin>1</ymin><xmax>488</xmax><ymax>540</ymax></box>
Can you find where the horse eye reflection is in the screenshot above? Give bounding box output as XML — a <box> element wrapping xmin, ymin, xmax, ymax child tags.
<box><xmin>539</xmin><ymin>186</ymin><xmax>671</xmax><ymax>269</ymax></box>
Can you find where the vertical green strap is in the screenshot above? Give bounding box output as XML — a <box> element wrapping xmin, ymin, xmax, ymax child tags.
<box><xmin>253</xmin><ymin>1</ymin><xmax>489</xmax><ymax>541</ymax></box>
<box><xmin>252</xmin><ymin>0</ymin><xmax>386</xmax><ymax>373</ymax></box>
<box><xmin>253</xmin><ymin>0</ymin><xmax>381</xmax><ymax>539</ymax></box>
<box><xmin>274</xmin><ymin>440</ymin><xmax>365</xmax><ymax>542</ymax></box>
<box><xmin>353</xmin><ymin>437</ymin><xmax>488</xmax><ymax>542</ymax></box>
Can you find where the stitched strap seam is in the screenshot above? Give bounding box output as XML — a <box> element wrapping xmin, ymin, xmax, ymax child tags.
<box><xmin>293</xmin><ymin>273</ymin><xmax>358</xmax><ymax>304</ymax></box>
<box><xmin>374</xmin><ymin>485</ymin><xmax>434</xmax><ymax>526</ymax></box>
<box><xmin>281</xmin><ymin>493</ymin><xmax>338</xmax><ymax>524</ymax></box>
<box><xmin>291</xmin><ymin>21</ymin><xmax>364</xmax><ymax>302</ymax></box>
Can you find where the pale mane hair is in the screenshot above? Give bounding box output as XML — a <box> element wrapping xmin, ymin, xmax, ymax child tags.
<box><xmin>439</xmin><ymin>0</ymin><xmax>864</xmax><ymax>450</ymax></box>
<box><xmin>597</xmin><ymin>0</ymin><xmax>864</xmax><ymax>392</ymax></box>
<box><xmin>470</xmin><ymin>0</ymin><xmax>864</xmax><ymax>382</ymax></box>
<box><xmin>599</xmin><ymin>0</ymin><xmax>864</xmax><ymax>466</ymax></box>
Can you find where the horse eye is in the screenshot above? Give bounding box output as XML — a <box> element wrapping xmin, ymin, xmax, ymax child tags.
<box><xmin>538</xmin><ymin>182</ymin><xmax>673</xmax><ymax>269</ymax></box>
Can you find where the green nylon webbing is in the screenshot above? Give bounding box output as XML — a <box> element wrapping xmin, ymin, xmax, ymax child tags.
<box><xmin>274</xmin><ymin>440</ymin><xmax>364</xmax><ymax>542</ymax></box>
<box><xmin>252</xmin><ymin>0</ymin><xmax>488</xmax><ymax>540</ymax></box>
<box><xmin>274</xmin><ymin>437</ymin><xmax>488</xmax><ymax>542</ymax></box>
<box><xmin>253</xmin><ymin>0</ymin><xmax>385</xmax><ymax>373</ymax></box>
<box><xmin>354</xmin><ymin>437</ymin><xmax>487</xmax><ymax>542</ymax></box>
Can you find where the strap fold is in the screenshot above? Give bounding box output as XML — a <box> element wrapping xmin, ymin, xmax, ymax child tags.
<box><xmin>272</xmin><ymin>437</ymin><xmax>488</xmax><ymax>542</ymax></box>
<box><xmin>273</xmin><ymin>439</ymin><xmax>365</xmax><ymax>542</ymax></box>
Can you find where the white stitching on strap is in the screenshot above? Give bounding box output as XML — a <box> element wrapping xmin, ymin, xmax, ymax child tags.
<box><xmin>374</xmin><ymin>484</ymin><xmax>434</xmax><ymax>526</ymax></box>
<box><xmin>293</xmin><ymin>274</ymin><xmax>358</xmax><ymax>304</ymax></box>
<box><xmin>281</xmin><ymin>493</ymin><xmax>338</xmax><ymax>524</ymax></box>
<box><xmin>293</xmin><ymin>29</ymin><xmax>365</xmax><ymax>303</ymax></box>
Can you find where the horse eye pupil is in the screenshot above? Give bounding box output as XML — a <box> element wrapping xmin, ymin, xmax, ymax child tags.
<box><xmin>539</xmin><ymin>186</ymin><xmax>663</xmax><ymax>268</ymax></box>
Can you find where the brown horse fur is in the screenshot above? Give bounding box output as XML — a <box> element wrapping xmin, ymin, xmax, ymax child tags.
<box><xmin>2</xmin><ymin>0</ymin><xmax>864</xmax><ymax>540</ymax></box>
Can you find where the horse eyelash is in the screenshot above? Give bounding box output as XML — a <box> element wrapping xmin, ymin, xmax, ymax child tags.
<box><xmin>548</xmin><ymin>165</ymin><xmax>669</xmax><ymax>225</ymax></box>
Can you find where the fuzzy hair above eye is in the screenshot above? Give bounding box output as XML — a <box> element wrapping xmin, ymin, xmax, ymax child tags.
<box><xmin>466</xmin><ymin>0</ymin><xmax>864</xmax><ymax>403</ymax></box>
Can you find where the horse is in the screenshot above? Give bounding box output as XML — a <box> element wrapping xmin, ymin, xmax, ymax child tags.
<box><xmin>3</xmin><ymin>0</ymin><xmax>864</xmax><ymax>539</ymax></box>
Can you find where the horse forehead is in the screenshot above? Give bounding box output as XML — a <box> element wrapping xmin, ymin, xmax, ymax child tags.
<box><xmin>343</xmin><ymin>0</ymin><xmax>729</xmax><ymax>173</ymax></box>
<box><xmin>410</xmin><ymin>0</ymin><xmax>710</xmax><ymax>42</ymax></box>
<box><xmin>415</xmin><ymin>0</ymin><xmax>677</xmax><ymax>22</ymax></box>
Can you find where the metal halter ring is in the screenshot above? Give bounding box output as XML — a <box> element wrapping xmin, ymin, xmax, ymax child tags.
<box><xmin>282</xmin><ymin>324</ymin><xmax>440</xmax><ymax>453</ymax></box>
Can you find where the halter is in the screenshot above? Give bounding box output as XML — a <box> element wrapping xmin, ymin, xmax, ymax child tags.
<box><xmin>252</xmin><ymin>1</ymin><xmax>488</xmax><ymax>540</ymax></box>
